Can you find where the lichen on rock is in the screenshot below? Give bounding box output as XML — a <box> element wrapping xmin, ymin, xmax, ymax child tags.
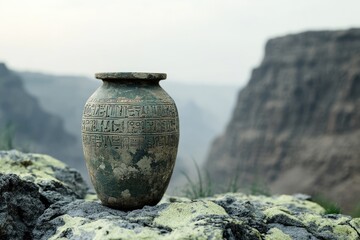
<box><xmin>0</xmin><ymin>150</ymin><xmax>359</xmax><ymax>239</ymax></box>
<box><xmin>0</xmin><ymin>150</ymin><xmax>89</xmax><ymax>239</ymax></box>
<box><xmin>0</xmin><ymin>150</ymin><xmax>88</xmax><ymax>203</ymax></box>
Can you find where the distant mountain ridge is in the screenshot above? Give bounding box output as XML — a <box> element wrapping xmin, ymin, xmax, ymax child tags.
<box><xmin>0</xmin><ymin>63</ymin><xmax>82</xmax><ymax>170</ymax></box>
<box><xmin>205</xmin><ymin>28</ymin><xmax>360</xmax><ymax>213</ymax></box>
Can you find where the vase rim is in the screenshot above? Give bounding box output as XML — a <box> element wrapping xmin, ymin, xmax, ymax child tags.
<box><xmin>95</xmin><ymin>72</ymin><xmax>167</xmax><ymax>81</ymax></box>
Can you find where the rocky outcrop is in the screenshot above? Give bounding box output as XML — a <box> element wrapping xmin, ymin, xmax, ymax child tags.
<box><xmin>0</xmin><ymin>150</ymin><xmax>88</xmax><ymax>239</ymax></box>
<box><xmin>33</xmin><ymin>194</ymin><xmax>360</xmax><ymax>240</ymax></box>
<box><xmin>205</xmin><ymin>29</ymin><xmax>360</xmax><ymax>214</ymax></box>
<box><xmin>0</xmin><ymin>150</ymin><xmax>359</xmax><ymax>239</ymax></box>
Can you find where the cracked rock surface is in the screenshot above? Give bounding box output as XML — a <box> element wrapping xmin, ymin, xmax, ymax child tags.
<box><xmin>0</xmin><ymin>150</ymin><xmax>359</xmax><ymax>239</ymax></box>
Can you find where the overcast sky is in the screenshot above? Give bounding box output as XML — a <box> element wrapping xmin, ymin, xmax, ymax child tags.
<box><xmin>0</xmin><ymin>0</ymin><xmax>359</xmax><ymax>86</ymax></box>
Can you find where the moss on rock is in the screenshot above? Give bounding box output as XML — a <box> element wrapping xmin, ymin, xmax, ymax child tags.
<box><xmin>0</xmin><ymin>150</ymin><xmax>88</xmax><ymax>202</ymax></box>
<box><xmin>0</xmin><ymin>150</ymin><xmax>359</xmax><ymax>240</ymax></box>
<box><xmin>0</xmin><ymin>150</ymin><xmax>66</xmax><ymax>183</ymax></box>
<box><xmin>154</xmin><ymin>201</ymin><xmax>227</xmax><ymax>239</ymax></box>
<box><xmin>49</xmin><ymin>215</ymin><xmax>162</xmax><ymax>240</ymax></box>
<box><xmin>265</xmin><ymin>227</ymin><xmax>292</xmax><ymax>240</ymax></box>
<box><xmin>299</xmin><ymin>213</ymin><xmax>359</xmax><ymax>239</ymax></box>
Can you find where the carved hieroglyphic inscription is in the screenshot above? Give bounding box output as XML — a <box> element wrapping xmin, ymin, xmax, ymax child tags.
<box><xmin>83</xmin><ymin>103</ymin><xmax>177</xmax><ymax>118</ymax></box>
<box><xmin>82</xmin><ymin>103</ymin><xmax>179</xmax><ymax>150</ymax></box>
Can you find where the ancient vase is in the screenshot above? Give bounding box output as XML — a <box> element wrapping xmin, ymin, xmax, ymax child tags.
<box><xmin>81</xmin><ymin>72</ymin><xmax>179</xmax><ymax>210</ymax></box>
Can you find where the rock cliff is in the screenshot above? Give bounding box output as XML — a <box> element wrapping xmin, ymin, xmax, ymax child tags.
<box><xmin>0</xmin><ymin>150</ymin><xmax>359</xmax><ymax>239</ymax></box>
<box><xmin>205</xmin><ymin>29</ymin><xmax>360</xmax><ymax>214</ymax></box>
<box><xmin>0</xmin><ymin>63</ymin><xmax>83</xmax><ymax>171</ymax></box>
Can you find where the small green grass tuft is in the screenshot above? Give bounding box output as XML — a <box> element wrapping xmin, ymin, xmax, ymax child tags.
<box><xmin>248</xmin><ymin>178</ymin><xmax>271</xmax><ymax>196</ymax></box>
<box><xmin>0</xmin><ymin>122</ymin><xmax>35</xmax><ymax>152</ymax></box>
<box><xmin>224</xmin><ymin>164</ymin><xmax>242</xmax><ymax>193</ymax></box>
<box><xmin>350</xmin><ymin>203</ymin><xmax>360</xmax><ymax>218</ymax></box>
<box><xmin>181</xmin><ymin>161</ymin><xmax>272</xmax><ymax>199</ymax></box>
<box><xmin>181</xmin><ymin>160</ymin><xmax>213</xmax><ymax>199</ymax></box>
<box><xmin>312</xmin><ymin>195</ymin><xmax>341</xmax><ymax>214</ymax></box>
<box><xmin>0</xmin><ymin>122</ymin><xmax>15</xmax><ymax>150</ymax></box>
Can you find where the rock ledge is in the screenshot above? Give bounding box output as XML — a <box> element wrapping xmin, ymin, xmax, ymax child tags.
<box><xmin>0</xmin><ymin>150</ymin><xmax>359</xmax><ymax>239</ymax></box>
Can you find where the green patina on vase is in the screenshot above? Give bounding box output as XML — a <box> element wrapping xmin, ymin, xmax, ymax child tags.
<box><xmin>81</xmin><ymin>72</ymin><xmax>179</xmax><ymax>210</ymax></box>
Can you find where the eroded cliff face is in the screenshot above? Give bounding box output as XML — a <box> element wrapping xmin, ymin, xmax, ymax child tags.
<box><xmin>206</xmin><ymin>29</ymin><xmax>360</xmax><ymax>213</ymax></box>
<box><xmin>0</xmin><ymin>63</ymin><xmax>82</xmax><ymax>170</ymax></box>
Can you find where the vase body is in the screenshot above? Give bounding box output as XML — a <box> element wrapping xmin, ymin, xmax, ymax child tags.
<box><xmin>81</xmin><ymin>72</ymin><xmax>179</xmax><ymax>210</ymax></box>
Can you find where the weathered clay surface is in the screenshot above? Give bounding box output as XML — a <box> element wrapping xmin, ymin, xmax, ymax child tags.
<box><xmin>82</xmin><ymin>73</ymin><xmax>179</xmax><ymax>210</ymax></box>
<box><xmin>0</xmin><ymin>150</ymin><xmax>359</xmax><ymax>239</ymax></box>
<box><xmin>205</xmin><ymin>28</ymin><xmax>360</xmax><ymax>213</ymax></box>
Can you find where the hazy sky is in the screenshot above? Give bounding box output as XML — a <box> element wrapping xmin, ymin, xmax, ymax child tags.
<box><xmin>0</xmin><ymin>0</ymin><xmax>359</xmax><ymax>86</ymax></box>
